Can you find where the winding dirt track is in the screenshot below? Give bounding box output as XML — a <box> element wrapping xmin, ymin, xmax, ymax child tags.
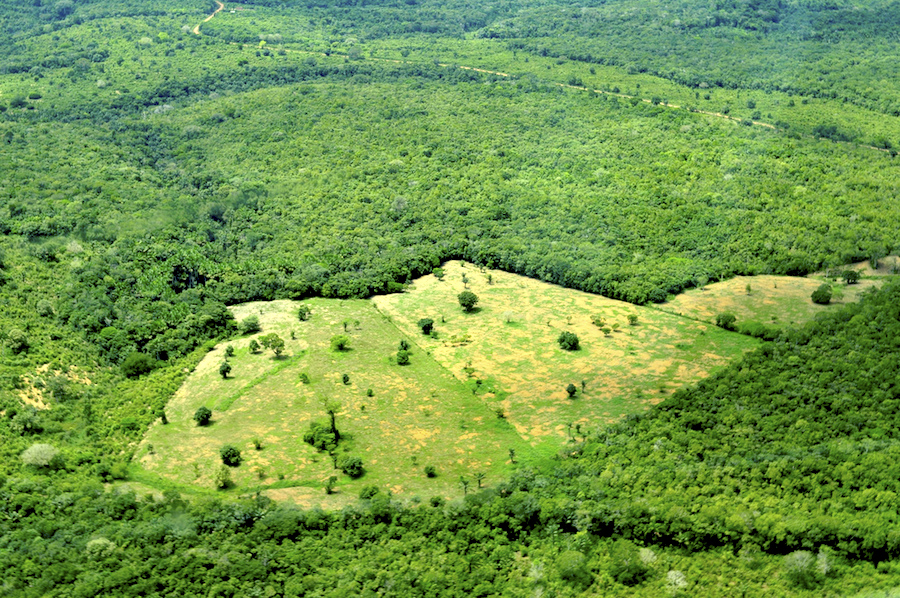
<box><xmin>192</xmin><ymin>0</ymin><xmax>224</xmax><ymax>35</ymax></box>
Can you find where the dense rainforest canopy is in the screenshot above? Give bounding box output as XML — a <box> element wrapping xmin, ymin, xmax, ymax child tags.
<box><xmin>1</xmin><ymin>0</ymin><xmax>900</xmax><ymax>594</ymax></box>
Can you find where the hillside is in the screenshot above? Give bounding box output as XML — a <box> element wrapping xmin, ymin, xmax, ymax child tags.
<box><xmin>2</xmin><ymin>0</ymin><xmax>900</xmax><ymax>594</ymax></box>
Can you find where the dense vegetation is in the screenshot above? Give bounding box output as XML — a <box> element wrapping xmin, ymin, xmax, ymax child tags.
<box><xmin>2</xmin><ymin>0</ymin><xmax>900</xmax><ymax>593</ymax></box>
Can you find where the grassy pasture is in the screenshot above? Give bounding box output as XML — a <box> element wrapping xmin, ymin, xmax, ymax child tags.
<box><xmin>137</xmin><ymin>298</ymin><xmax>527</xmax><ymax>507</ymax></box>
<box><xmin>658</xmin><ymin>257</ymin><xmax>897</xmax><ymax>328</ymax></box>
<box><xmin>138</xmin><ymin>263</ymin><xmax>762</xmax><ymax>504</ymax></box>
<box><xmin>372</xmin><ymin>261</ymin><xmax>760</xmax><ymax>454</ymax></box>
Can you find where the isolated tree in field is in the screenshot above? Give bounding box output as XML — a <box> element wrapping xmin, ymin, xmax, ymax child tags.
<box><xmin>220</xmin><ymin>445</ymin><xmax>242</xmax><ymax>466</ymax></box>
<box><xmin>224</xmin><ymin>344</ymin><xmax>234</xmax><ymax>358</ymax></box>
<box><xmin>566</xmin><ymin>383</ymin><xmax>577</xmax><ymax>397</ymax></box>
<box><xmin>418</xmin><ymin>318</ymin><xmax>434</xmax><ymax>335</ymax></box>
<box><xmin>460</xmin><ymin>476</ymin><xmax>470</xmax><ymax>495</ymax></box>
<box><xmin>342</xmin><ymin>373</ymin><xmax>350</xmax><ymax>385</ymax></box>
<box><xmin>458</xmin><ymin>290</ymin><xmax>479</xmax><ymax>312</ymax></box>
<box><xmin>193</xmin><ymin>406</ymin><xmax>212</xmax><ymax>426</ymax></box>
<box><xmin>715</xmin><ymin>313</ymin><xmax>737</xmax><ymax>331</ymax></box>
<box><xmin>558</xmin><ymin>331</ymin><xmax>580</xmax><ymax>350</ymax></box>
<box><xmin>474</xmin><ymin>472</ymin><xmax>486</xmax><ymax>488</ymax></box>
<box><xmin>240</xmin><ymin>315</ymin><xmax>261</xmax><ymax>334</ymax></box>
<box><xmin>339</xmin><ymin>456</ymin><xmax>363</xmax><ymax>478</ymax></box>
<box><xmin>248</xmin><ymin>339</ymin><xmax>260</xmax><ymax>354</ymax></box>
<box><xmin>424</xmin><ymin>465</ymin><xmax>437</xmax><ymax>477</ymax></box>
<box><xmin>398</xmin><ymin>339</ymin><xmax>410</xmax><ymax>351</ymax></box>
<box><xmin>214</xmin><ymin>465</ymin><xmax>231</xmax><ymax>490</ymax></box>
<box><xmin>627</xmin><ymin>314</ymin><xmax>639</xmax><ymax>326</ymax></box>
<box><xmin>811</xmin><ymin>284</ymin><xmax>833</xmax><ymax>305</ymax></box>
<box><xmin>842</xmin><ymin>270</ymin><xmax>860</xmax><ymax>284</ymax></box>
<box><xmin>325</xmin><ymin>475</ymin><xmax>337</xmax><ymax>494</ymax></box>
<box><xmin>297</xmin><ymin>304</ymin><xmax>311</xmax><ymax>321</ymax></box>
<box><xmin>508</xmin><ymin>448</ymin><xmax>517</xmax><ymax>464</ymax></box>
<box><xmin>219</xmin><ymin>362</ymin><xmax>231</xmax><ymax>379</ymax></box>
<box><xmin>396</xmin><ymin>349</ymin><xmax>410</xmax><ymax>365</ymax></box>
<box><xmin>259</xmin><ymin>333</ymin><xmax>284</xmax><ymax>356</ymax></box>
<box><xmin>330</xmin><ymin>334</ymin><xmax>350</xmax><ymax>351</ymax></box>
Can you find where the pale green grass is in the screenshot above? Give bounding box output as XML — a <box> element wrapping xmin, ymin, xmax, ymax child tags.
<box><xmin>658</xmin><ymin>257</ymin><xmax>897</xmax><ymax>328</ymax></box>
<box><xmin>372</xmin><ymin>261</ymin><xmax>760</xmax><ymax>454</ymax></box>
<box><xmin>137</xmin><ymin>298</ymin><xmax>528</xmax><ymax>507</ymax></box>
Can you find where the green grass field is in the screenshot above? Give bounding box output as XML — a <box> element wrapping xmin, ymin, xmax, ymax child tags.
<box><xmin>657</xmin><ymin>257</ymin><xmax>897</xmax><ymax>328</ymax></box>
<box><xmin>137</xmin><ymin>263</ymin><xmax>761</xmax><ymax>506</ymax></box>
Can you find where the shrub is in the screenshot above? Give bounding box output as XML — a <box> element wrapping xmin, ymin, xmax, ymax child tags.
<box><xmin>715</xmin><ymin>313</ymin><xmax>737</xmax><ymax>330</ymax></box>
<box><xmin>341</xmin><ymin>373</ymin><xmax>350</xmax><ymax>385</ymax></box>
<box><xmin>330</xmin><ymin>335</ymin><xmax>350</xmax><ymax>351</ymax></box>
<box><xmin>248</xmin><ymin>339</ymin><xmax>260</xmax><ymax>353</ymax></box>
<box><xmin>339</xmin><ymin>456</ymin><xmax>364</xmax><ymax>478</ymax></box>
<box><xmin>193</xmin><ymin>406</ymin><xmax>212</xmax><ymax>426</ymax></box>
<box><xmin>224</xmin><ymin>344</ymin><xmax>234</xmax><ymax>358</ymax></box>
<box><xmin>811</xmin><ymin>284</ymin><xmax>832</xmax><ymax>305</ymax></box>
<box><xmin>566</xmin><ymin>383</ymin><xmax>577</xmax><ymax>397</ymax></box>
<box><xmin>297</xmin><ymin>304</ymin><xmax>312</xmax><ymax>321</ymax></box>
<box><xmin>21</xmin><ymin>443</ymin><xmax>62</xmax><ymax>468</ymax></box>
<box><xmin>557</xmin><ymin>331</ymin><xmax>579</xmax><ymax>350</ymax></box>
<box><xmin>219</xmin><ymin>362</ymin><xmax>231</xmax><ymax>379</ymax></box>
<box><xmin>396</xmin><ymin>349</ymin><xmax>410</xmax><ymax>365</ymax></box>
<box><xmin>627</xmin><ymin>314</ymin><xmax>639</xmax><ymax>325</ymax></box>
<box><xmin>359</xmin><ymin>485</ymin><xmax>380</xmax><ymax>499</ymax></box>
<box><xmin>430</xmin><ymin>496</ymin><xmax>445</xmax><ymax>507</ymax></box>
<box><xmin>240</xmin><ymin>315</ymin><xmax>261</xmax><ymax>334</ymax></box>
<box><xmin>418</xmin><ymin>318</ymin><xmax>434</xmax><ymax>334</ymax></box>
<box><xmin>424</xmin><ymin>465</ymin><xmax>437</xmax><ymax>477</ymax></box>
<box><xmin>214</xmin><ymin>465</ymin><xmax>232</xmax><ymax>489</ymax></box>
<box><xmin>220</xmin><ymin>445</ymin><xmax>242</xmax><ymax>466</ymax></box>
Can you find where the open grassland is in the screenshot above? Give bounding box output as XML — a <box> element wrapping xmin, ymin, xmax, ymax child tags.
<box><xmin>138</xmin><ymin>298</ymin><xmax>527</xmax><ymax>507</ymax></box>
<box><xmin>372</xmin><ymin>262</ymin><xmax>760</xmax><ymax>453</ymax></box>
<box><xmin>658</xmin><ymin>257</ymin><xmax>897</xmax><ymax>328</ymax></box>
<box><xmin>137</xmin><ymin>265</ymin><xmax>760</xmax><ymax>504</ymax></box>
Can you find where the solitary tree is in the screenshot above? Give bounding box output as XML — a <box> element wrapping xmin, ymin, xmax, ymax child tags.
<box><xmin>842</xmin><ymin>270</ymin><xmax>861</xmax><ymax>285</ymax></box>
<box><xmin>297</xmin><ymin>304</ymin><xmax>312</xmax><ymax>321</ymax></box>
<box><xmin>219</xmin><ymin>362</ymin><xmax>232</xmax><ymax>379</ymax></box>
<box><xmin>220</xmin><ymin>445</ymin><xmax>242</xmax><ymax>467</ymax></box>
<box><xmin>460</xmin><ymin>476</ymin><xmax>470</xmax><ymax>495</ymax></box>
<box><xmin>424</xmin><ymin>465</ymin><xmax>437</xmax><ymax>478</ymax></box>
<box><xmin>396</xmin><ymin>349</ymin><xmax>410</xmax><ymax>365</ymax></box>
<box><xmin>224</xmin><ymin>345</ymin><xmax>235</xmax><ymax>358</ymax></box>
<box><xmin>248</xmin><ymin>339</ymin><xmax>260</xmax><ymax>354</ymax></box>
<box><xmin>566</xmin><ymin>383</ymin><xmax>577</xmax><ymax>397</ymax></box>
<box><xmin>193</xmin><ymin>406</ymin><xmax>212</xmax><ymax>426</ymax></box>
<box><xmin>260</xmin><ymin>333</ymin><xmax>285</xmax><ymax>356</ymax></box>
<box><xmin>627</xmin><ymin>314</ymin><xmax>639</xmax><ymax>326</ymax></box>
<box><xmin>214</xmin><ymin>465</ymin><xmax>231</xmax><ymax>490</ymax></box>
<box><xmin>508</xmin><ymin>448</ymin><xmax>517</xmax><ymax>464</ymax></box>
<box><xmin>339</xmin><ymin>456</ymin><xmax>364</xmax><ymax>478</ymax></box>
<box><xmin>474</xmin><ymin>472</ymin><xmax>486</xmax><ymax>488</ymax></box>
<box><xmin>558</xmin><ymin>331</ymin><xmax>580</xmax><ymax>350</ymax></box>
<box><xmin>458</xmin><ymin>291</ymin><xmax>479</xmax><ymax>312</ymax></box>
<box><xmin>330</xmin><ymin>335</ymin><xmax>350</xmax><ymax>351</ymax></box>
<box><xmin>418</xmin><ymin>318</ymin><xmax>434</xmax><ymax>335</ymax></box>
<box><xmin>811</xmin><ymin>284</ymin><xmax>833</xmax><ymax>305</ymax></box>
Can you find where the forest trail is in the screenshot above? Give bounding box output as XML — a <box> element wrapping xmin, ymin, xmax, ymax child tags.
<box><xmin>192</xmin><ymin>0</ymin><xmax>225</xmax><ymax>35</ymax></box>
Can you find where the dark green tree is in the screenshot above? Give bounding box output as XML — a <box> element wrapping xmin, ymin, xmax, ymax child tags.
<box><xmin>715</xmin><ymin>313</ymin><xmax>737</xmax><ymax>331</ymax></box>
<box><xmin>418</xmin><ymin>318</ymin><xmax>434</xmax><ymax>334</ymax></box>
<box><xmin>249</xmin><ymin>339</ymin><xmax>260</xmax><ymax>353</ymax></box>
<box><xmin>297</xmin><ymin>304</ymin><xmax>312</xmax><ymax>321</ymax></box>
<box><xmin>566</xmin><ymin>383</ymin><xmax>577</xmax><ymax>397</ymax></box>
<box><xmin>842</xmin><ymin>270</ymin><xmax>861</xmax><ymax>284</ymax></box>
<box><xmin>219</xmin><ymin>362</ymin><xmax>232</xmax><ymax>379</ymax></box>
<box><xmin>811</xmin><ymin>284</ymin><xmax>833</xmax><ymax>305</ymax></box>
<box><xmin>396</xmin><ymin>349</ymin><xmax>410</xmax><ymax>365</ymax></box>
<box><xmin>220</xmin><ymin>445</ymin><xmax>242</xmax><ymax>466</ymax></box>
<box><xmin>240</xmin><ymin>315</ymin><xmax>261</xmax><ymax>334</ymax></box>
<box><xmin>330</xmin><ymin>335</ymin><xmax>350</xmax><ymax>351</ymax></box>
<box><xmin>339</xmin><ymin>456</ymin><xmax>364</xmax><ymax>478</ymax></box>
<box><xmin>557</xmin><ymin>331</ymin><xmax>580</xmax><ymax>350</ymax></box>
<box><xmin>458</xmin><ymin>290</ymin><xmax>479</xmax><ymax>312</ymax></box>
<box><xmin>193</xmin><ymin>406</ymin><xmax>212</xmax><ymax>426</ymax></box>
